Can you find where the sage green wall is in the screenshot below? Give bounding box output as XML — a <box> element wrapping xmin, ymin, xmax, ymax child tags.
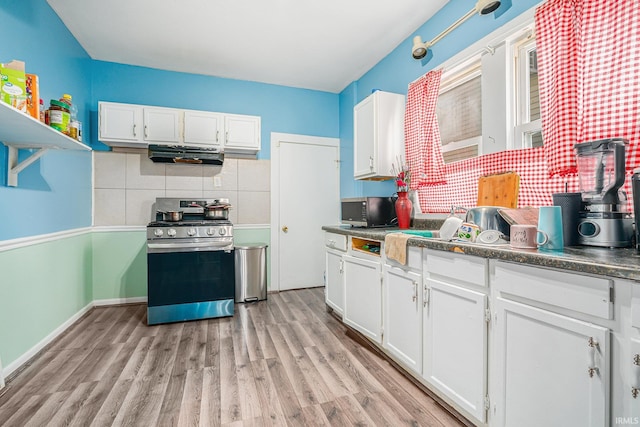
<box><xmin>0</xmin><ymin>233</ymin><xmax>93</xmax><ymax>368</ymax></box>
<box><xmin>92</xmin><ymin>231</ymin><xmax>148</xmax><ymax>301</ymax></box>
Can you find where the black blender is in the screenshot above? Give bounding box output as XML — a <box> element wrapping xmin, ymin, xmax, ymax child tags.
<box><xmin>575</xmin><ymin>138</ymin><xmax>633</xmax><ymax>248</ymax></box>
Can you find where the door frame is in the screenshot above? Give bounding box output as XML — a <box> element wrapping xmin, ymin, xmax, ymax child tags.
<box><xmin>270</xmin><ymin>132</ymin><xmax>340</xmax><ymax>292</ymax></box>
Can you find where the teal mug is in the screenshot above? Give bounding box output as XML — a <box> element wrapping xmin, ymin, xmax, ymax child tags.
<box><xmin>537</xmin><ymin>206</ymin><xmax>564</xmax><ymax>251</ymax></box>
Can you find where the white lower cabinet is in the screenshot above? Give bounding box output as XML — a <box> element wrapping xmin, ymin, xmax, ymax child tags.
<box><xmin>383</xmin><ymin>265</ymin><xmax>422</xmax><ymax>374</ymax></box>
<box><xmin>343</xmin><ymin>254</ymin><xmax>382</xmax><ymax>344</ymax></box>
<box><xmin>423</xmin><ymin>277</ymin><xmax>488</xmax><ymax>423</ymax></box>
<box><xmin>493</xmin><ymin>297</ymin><xmax>609</xmax><ymax>427</ymax></box>
<box><xmin>325</xmin><ymin>248</ymin><xmax>344</xmax><ymax>316</ymax></box>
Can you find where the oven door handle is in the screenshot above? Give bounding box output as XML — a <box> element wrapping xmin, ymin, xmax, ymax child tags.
<box><xmin>147</xmin><ymin>240</ymin><xmax>234</xmax><ymax>253</ymax></box>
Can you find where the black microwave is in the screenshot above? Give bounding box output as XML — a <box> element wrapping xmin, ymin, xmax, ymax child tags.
<box><xmin>341</xmin><ymin>197</ymin><xmax>397</xmax><ymax>227</ymax></box>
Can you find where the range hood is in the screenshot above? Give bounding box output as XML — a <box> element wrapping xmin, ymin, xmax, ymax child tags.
<box><xmin>148</xmin><ymin>144</ymin><xmax>224</xmax><ymax>165</ymax></box>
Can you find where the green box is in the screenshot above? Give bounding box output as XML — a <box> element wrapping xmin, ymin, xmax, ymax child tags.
<box><xmin>0</xmin><ymin>60</ymin><xmax>27</xmax><ymax>112</ymax></box>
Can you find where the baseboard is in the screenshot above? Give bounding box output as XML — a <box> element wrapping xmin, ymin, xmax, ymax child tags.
<box><xmin>2</xmin><ymin>302</ymin><xmax>93</xmax><ymax>380</ymax></box>
<box><xmin>92</xmin><ymin>296</ymin><xmax>147</xmax><ymax>306</ymax></box>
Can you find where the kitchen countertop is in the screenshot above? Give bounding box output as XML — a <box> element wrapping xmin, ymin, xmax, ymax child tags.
<box><xmin>323</xmin><ymin>225</ymin><xmax>640</xmax><ymax>282</ymax></box>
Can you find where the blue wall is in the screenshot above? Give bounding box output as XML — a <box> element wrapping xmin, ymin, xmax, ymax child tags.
<box><xmin>0</xmin><ymin>0</ymin><xmax>93</xmax><ymax>240</ymax></box>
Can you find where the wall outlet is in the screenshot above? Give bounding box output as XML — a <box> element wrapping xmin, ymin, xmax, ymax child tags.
<box><xmin>213</xmin><ymin>176</ymin><xmax>222</xmax><ymax>187</ymax></box>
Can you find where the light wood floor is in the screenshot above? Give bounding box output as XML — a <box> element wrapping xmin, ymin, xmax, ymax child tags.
<box><xmin>0</xmin><ymin>288</ymin><xmax>464</xmax><ymax>426</ymax></box>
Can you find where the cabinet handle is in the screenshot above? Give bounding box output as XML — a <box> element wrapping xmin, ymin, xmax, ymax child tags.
<box><xmin>133</xmin><ymin>124</ymin><xmax>137</xmax><ymax>137</ymax></box>
<box><xmin>144</xmin><ymin>125</ymin><xmax>148</xmax><ymax>138</ymax></box>
<box><xmin>226</xmin><ymin>131</ymin><xmax>229</xmax><ymax>143</ymax></box>
<box><xmin>587</xmin><ymin>337</ymin><xmax>599</xmax><ymax>378</ymax></box>
<box><xmin>369</xmin><ymin>156</ymin><xmax>374</xmax><ymax>169</ymax></box>
<box><xmin>423</xmin><ymin>284</ymin><xmax>429</xmax><ymax>307</ymax></box>
<box><xmin>412</xmin><ymin>281</ymin><xmax>418</xmax><ymax>302</ymax></box>
<box><xmin>339</xmin><ymin>259</ymin><xmax>344</xmax><ymax>274</ymax></box>
<box><xmin>216</xmin><ymin>130</ymin><xmax>219</xmax><ymax>143</ymax></box>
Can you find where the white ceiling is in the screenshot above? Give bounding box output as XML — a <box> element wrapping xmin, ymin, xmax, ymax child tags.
<box><xmin>46</xmin><ymin>0</ymin><xmax>448</xmax><ymax>93</ymax></box>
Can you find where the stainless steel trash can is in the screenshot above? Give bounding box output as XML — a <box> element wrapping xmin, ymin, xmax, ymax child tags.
<box><xmin>235</xmin><ymin>243</ymin><xmax>268</xmax><ymax>303</ymax></box>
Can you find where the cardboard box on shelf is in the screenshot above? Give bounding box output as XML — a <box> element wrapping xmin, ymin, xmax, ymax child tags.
<box><xmin>25</xmin><ymin>73</ymin><xmax>39</xmax><ymax>119</ymax></box>
<box><xmin>0</xmin><ymin>60</ymin><xmax>27</xmax><ymax>112</ymax></box>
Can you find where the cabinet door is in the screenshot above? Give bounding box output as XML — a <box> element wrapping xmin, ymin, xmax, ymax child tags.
<box><xmin>383</xmin><ymin>265</ymin><xmax>422</xmax><ymax>374</ymax></box>
<box><xmin>184</xmin><ymin>110</ymin><xmax>223</xmax><ymax>148</ymax></box>
<box><xmin>98</xmin><ymin>102</ymin><xmax>143</xmax><ymax>145</ymax></box>
<box><xmin>143</xmin><ymin>107</ymin><xmax>181</xmax><ymax>143</ymax></box>
<box><xmin>354</xmin><ymin>95</ymin><xmax>376</xmax><ymax>178</ymax></box>
<box><xmin>325</xmin><ymin>249</ymin><xmax>344</xmax><ymax>316</ymax></box>
<box><xmin>494</xmin><ymin>298</ymin><xmax>609</xmax><ymax>427</ymax></box>
<box><xmin>343</xmin><ymin>254</ymin><xmax>382</xmax><ymax>344</ymax></box>
<box><xmin>423</xmin><ymin>278</ymin><xmax>488</xmax><ymax>423</ymax></box>
<box><xmin>224</xmin><ymin>114</ymin><xmax>261</xmax><ymax>152</ymax></box>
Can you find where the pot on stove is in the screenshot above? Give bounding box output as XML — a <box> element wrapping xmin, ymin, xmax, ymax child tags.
<box><xmin>205</xmin><ymin>201</ymin><xmax>231</xmax><ymax>220</ymax></box>
<box><xmin>158</xmin><ymin>210</ymin><xmax>183</xmax><ymax>222</ymax></box>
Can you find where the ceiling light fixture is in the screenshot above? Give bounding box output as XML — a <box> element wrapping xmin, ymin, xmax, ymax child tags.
<box><xmin>412</xmin><ymin>0</ymin><xmax>502</xmax><ymax>60</ymax></box>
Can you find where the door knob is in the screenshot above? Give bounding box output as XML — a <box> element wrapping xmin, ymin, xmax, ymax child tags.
<box><xmin>282</xmin><ymin>226</ymin><xmax>289</xmax><ymax>233</ymax></box>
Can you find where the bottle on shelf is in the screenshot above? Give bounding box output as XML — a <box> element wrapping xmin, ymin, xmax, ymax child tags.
<box><xmin>60</xmin><ymin>94</ymin><xmax>80</xmax><ymax>140</ymax></box>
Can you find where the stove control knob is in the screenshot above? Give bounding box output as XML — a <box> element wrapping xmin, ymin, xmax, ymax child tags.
<box><xmin>167</xmin><ymin>229</ymin><xmax>177</xmax><ymax>237</ymax></box>
<box><xmin>187</xmin><ymin>228</ymin><xmax>197</xmax><ymax>237</ymax></box>
<box><xmin>219</xmin><ymin>228</ymin><xmax>227</xmax><ymax>236</ymax></box>
<box><xmin>153</xmin><ymin>229</ymin><xmax>164</xmax><ymax>237</ymax></box>
<box><xmin>206</xmin><ymin>228</ymin><xmax>216</xmax><ymax>236</ymax></box>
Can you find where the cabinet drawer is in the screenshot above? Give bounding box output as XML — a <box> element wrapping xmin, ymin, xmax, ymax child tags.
<box><xmin>425</xmin><ymin>249</ymin><xmax>487</xmax><ymax>287</ymax></box>
<box><xmin>493</xmin><ymin>262</ymin><xmax>613</xmax><ymax>320</ymax></box>
<box><xmin>324</xmin><ymin>232</ymin><xmax>347</xmax><ymax>252</ymax></box>
<box><xmin>385</xmin><ymin>245</ymin><xmax>422</xmax><ymax>271</ymax></box>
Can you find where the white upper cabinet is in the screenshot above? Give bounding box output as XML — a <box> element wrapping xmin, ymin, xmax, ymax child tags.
<box><xmin>98</xmin><ymin>102</ymin><xmax>144</xmax><ymax>146</ymax></box>
<box><xmin>353</xmin><ymin>91</ymin><xmax>405</xmax><ymax>180</ymax></box>
<box><xmin>184</xmin><ymin>110</ymin><xmax>223</xmax><ymax>148</ymax></box>
<box><xmin>98</xmin><ymin>102</ymin><xmax>261</xmax><ymax>154</ymax></box>
<box><xmin>224</xmin><ymin>114</ymin><xmax>261</xmax><ymax>154</ymax></box>
<box><xmin>143</xmin><ymin>107</ymin><xmax>180</xmax><ymax>144</ymax></box>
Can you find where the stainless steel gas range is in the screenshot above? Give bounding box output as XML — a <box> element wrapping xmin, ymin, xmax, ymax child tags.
<box><xmin>146</xmin><ymin>197</ymin><xmax>235</xmax><ymax>325</ymax></box>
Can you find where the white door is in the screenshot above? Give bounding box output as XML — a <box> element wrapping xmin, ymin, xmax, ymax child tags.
<box><xmin>143</xmin><ymin>107</ymin><xmax>180</xmax><ymax>143</ymax></box>
<box><xmin>343</xmin><ymin>254</ymin><xmax>382</xmax><ymax>344</ymax></box>
<box><xmin>423</xmin><ymin>278</ymin><xmax>488</xmax><ymax>423</ymax></box>
<box><xmin>383</xmin><ymin>265</ymin><xmax>422</xmax><ymax>374</ymax></box>
<box><xmin>271</xmin><ymin>133</ymin><xmax>340</xmax><ymax>291</ymax></box>
<box><xmin>494</xmin><ymin>298</ymin><xmax>609</xmax><ymax>427</ymax></box>
<box><xmin>98</xmin><ymin>102</ymin><xmax>143</xmax><ymax>143</ymax></box>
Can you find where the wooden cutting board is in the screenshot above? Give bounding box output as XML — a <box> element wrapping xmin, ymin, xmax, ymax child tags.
<box><xmin>477</xmin><ymin>172</ymin><xmax>520</xmax><ymax>208</ymax></box>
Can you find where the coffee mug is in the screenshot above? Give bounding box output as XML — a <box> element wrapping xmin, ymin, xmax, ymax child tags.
<box><xmin>537</xmin><ymin>206</ymin><xmax>564</xmax><ymax>251</ymax></box>
<box><xmin>456</xmin><ymin>222</ymin><xmax>481</xmax><ymax>242</ymax></box>
<box><xmin>510</xmin><ymin>224</ymin><xmax>548</xmax><ymax>249</ymax></box>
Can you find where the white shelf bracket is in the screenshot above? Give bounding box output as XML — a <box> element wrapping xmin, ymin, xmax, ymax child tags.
<box><xmin>7</xmin><ymin>145</ymin><xmax>50</xmax><ymax>187</ymax></box>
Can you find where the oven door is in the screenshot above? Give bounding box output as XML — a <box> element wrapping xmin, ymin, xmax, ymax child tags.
<box><xmin>147</xmin><ymin>246</ymin><xmax>235</xmax><ymax>325</ymax></box>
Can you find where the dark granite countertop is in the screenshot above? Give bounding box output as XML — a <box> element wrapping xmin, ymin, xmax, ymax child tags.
<box><xmin>322</xmin><ymin>225</ymin><xmax>640</xmax><ymax>282</ymax></box>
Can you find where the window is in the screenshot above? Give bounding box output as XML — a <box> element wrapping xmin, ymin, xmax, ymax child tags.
<box><xmin>437</xmin><ymin>60</ymin><xmax>482</xmax><ymax>164</ymax></box>
<box><xmin>514</xmin><ymin>34</ymin><xmax>543</xmax><ymax>149</ymax></box>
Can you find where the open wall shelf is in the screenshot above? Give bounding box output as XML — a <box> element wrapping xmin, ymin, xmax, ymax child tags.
<box><xmin>0</xmin><ymin>101</ymin><xmax>90</xmax><ymax>186</ymax></box>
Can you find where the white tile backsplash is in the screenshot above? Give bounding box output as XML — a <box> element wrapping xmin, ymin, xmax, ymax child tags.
<box><xmin>125</xmin><ymin>152</ymin><xmax>166</xmax><ymax>190</ymax></box>
<box><xmin>94</xmin><ymin>151</ymin><xmax>126</xmax><ymax>189</ymax></box>
<box><xmin>94</xmin><ymin>189</ymin><xmax>126</xmax><ymax>226</ymax></box>
<box><xmin>93</xmin><ymin>151</ymin><xmax>270</xmax><ymax>226</ymax></box>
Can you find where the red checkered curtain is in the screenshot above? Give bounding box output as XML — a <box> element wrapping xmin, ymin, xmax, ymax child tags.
<box><xmin>536</xmin><ymin>0</ymin><xmax>640</xmax><ymax>175</ymax></box>
<box><xmin>404</xmin><ymin>69</ymin><xmax>446</xmax><ymax>188</ymax></box>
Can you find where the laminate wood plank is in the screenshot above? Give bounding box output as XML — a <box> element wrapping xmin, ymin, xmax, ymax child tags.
<box><xmin>304</xmin><ymin>346</ymin><xmax>352</xmax><ymax>398</ymax></box>
<box><xmin>294</xmin><ymin>351</ymin><xmax>335</xmax><ymax>405</ymax></box>
<box><xmin>277</xmin><ymin>291</ymin><xmax>310</xmax><ymax>323</ymax></box>
<box><xmin>249</xmin><ymin>359</ymin><xmax>287</xmax><ymax>427</ymax></box>
<box><xmin>264</xmin><ymin>358</ymin><xmax>303</xmax><ymax>422</ymax></box>
<box><xmin>1</xmin><ymin>394</ymin><xmax>48</xmax><ymax>427</ymax></box>
<box><xmin>332</xmin><ymin>393</ymin><xmax>378</xmax><ymax>426</ymax></box>
<box><xmin>236</xmin><ymin>361</ymin><xmax>263</xmax><ymax>420</ymax></box>
<box><xmin>277</xmin><ymin>323</ymin><xmax>306</xmax><ymax>357</ymax></box>
<box><xmin>265</xmin><ymin>296</ymin><xmax>288</xmax><ymax>324</ymax></box>
<box><xmin>219</xmin><ymin>321</ymin><xmax>242</xmax><ymax>424</ymax></box>
<box><xmin>156</xmin><ymin>371</ymin><xmax>187</xmax><ymax>426</ymax></box>
<box><xmin>300</xmin><ymin>404</ymin><xmax>332</xmax><ymax>426</ymax></box>
<box><xmin>117</xmin><ymin>336</ymin><xmax>155</xmax><ymax>381</ymax></box>
<box><xmin>204</xmin><ymin>320</ymin><xmax>220</xmax><ymax>368</ymax></box>
<box><xmin>236</xmin><ymin>304</ymin><xmax>264</xmax><ymax>362</ymax></box>
<box><xmin>88</xmin><ymin>378</ymin><xmax>134</xmax><ymax>426</ymax></box>
<box><xmin>110</xmin><ymin>374</ymin><xmax>170</xmax><ymax>426</ymax></box>
<box><xmin>57</xmin><ymin>343</ymin><xmax>124</xmax><ymax>390</ymax></box>
<box><xmin>250</xmin><ymin>309</ymin><xmax>278</xmax><ymax>360</ymax></box>
<box><xmin>33</xmin><ymin>382</ymin><xmax>97</xmax><ymax>427</ymax></box>
<box><xmin>319</xmin><ymin>400</ymin><xmax>354</xmax><ymax>426</ymax></box>
<box><xmin>177</xmin><ymin>368</ymin><xmax>203</xmax><ymax>427</ymax></box>
<box><xmin>199</xmin><ymin>365</ymin><xmax>221</xmax><ymax>427</ymax></box>
<box><xmin>355</xmin><ymin>390</ymin><xmax>418</xmax><ymax>426</ymax></box>
<box><xmin>109</xmin><ymin>304</ymin><xmax>148</xmax><ymax>344</ymax></box>
<box><xmin>289</xmin><ymin>320</ymin><xmax>316</xmax><ymax>349</ymax></box>
<box><xmin>270</xmin><ymin>292</ymin><xmax>300</xmax><ymax>323</ymax></box>
<box><xmin>23</xmin><ymin>389</ymin><xmax>72</xmax><ymax>427</ymax></box>
<box><xmin>22</xmin><ymin>349</ymin><xmax>87</xmax><ymax>395</ymax></box>
<box><xmin>266</xmin><ymin>324</ymin><xmax>319</xmax><ymax>407</ymax></box>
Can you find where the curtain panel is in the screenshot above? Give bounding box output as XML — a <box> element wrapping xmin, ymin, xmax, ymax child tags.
<box><xmin>404</xmin><ymin>69</ymin><xmax>446</xmax><ymax>188</ymax></box>
<box><xmin>536</xmin><ymin>0</ymin><xmax>640</xmax><ymax>176</ymax></box>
